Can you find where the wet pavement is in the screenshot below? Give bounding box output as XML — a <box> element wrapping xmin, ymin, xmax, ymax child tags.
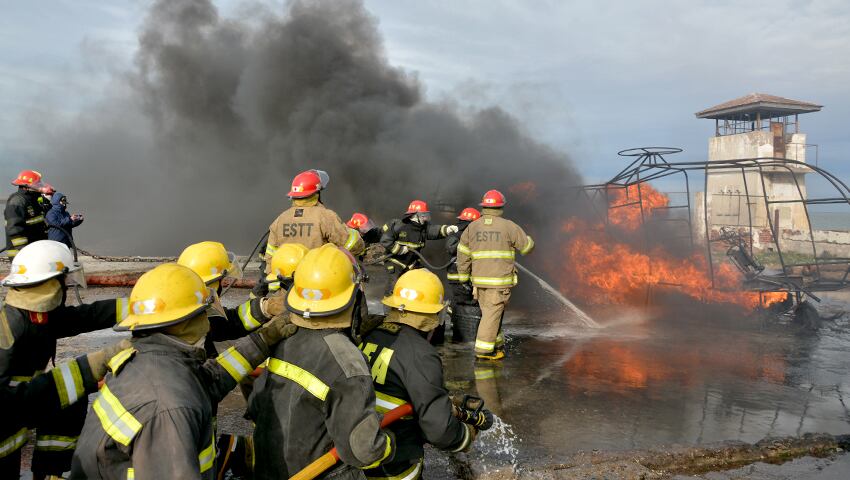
<box><xmin>7</xmin><ymin>263</ymin><xmax>850</xmax><ymax>478</ymax></box>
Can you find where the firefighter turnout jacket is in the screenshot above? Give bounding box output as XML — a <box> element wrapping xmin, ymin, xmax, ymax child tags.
<box><xmin>360</xmin><ymin>323</ymin><xmax>473</xmax><ymax>479</ymax></box>
<box><xmin>250</xmin><ymin>328</ymin><xmax>394</xmax><ymax>480</ymax></box>
<box><xmin>0</xmin><ymin>298</ymin><xmax>123</xmax><ymax>471</ymax></box>
<box><xmin>4</xmin><ymin>189</ymin><xmax>48</xmax><ymax>258</ymax></box>
<box><xmin>456</xmin><ymin>209</ymin><xmax>534</xmax><ymax>288</ymax></box>
<box><xmin>380</xmin><ymin>219</ymin><xmax>450</xmax><ymax>273</ymax></box>
<box><xmin>70</xmin><ymin>331</ymin><xmax>271</xmax><ymax>480</ymax></box>
<box><xmin>265</xmin><ymin>199</ymin><xmax>364</xmax><ymax>266</ymax></box>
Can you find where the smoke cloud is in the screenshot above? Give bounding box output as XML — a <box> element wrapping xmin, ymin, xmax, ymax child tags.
<box><xmin>28</xmin><ymin>0</ymin><xmax>583</xmax><ymax>259</ymax></box>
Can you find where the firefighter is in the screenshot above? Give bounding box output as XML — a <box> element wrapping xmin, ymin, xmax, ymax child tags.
<box><xmin>446</xmin><ymin>208</ymin><xmax>481</xmax><ymax>309</ymax></box>
<box><xmin>4</xmin><ymin>170</ymin><xmax>49</xmax><ymax>258</ymax></box>
<box><xmin>39</xmin><ymin>184</ymin><xmax>56</xmax><ymax>215</ymax></box>
<box><xmin>264</xmin><ymin>170</ymin><xmax>364</xmax><ymax>268</ymax></box>
<box><xmin>360</xmin><ymin>269</ymin><xmax>486</xmax><ymax>479</ymax></box>
<box><xmin>0</xmin><ymin>240</ymin><xmax>130</xmax><ymax>479</ymax></box>
<box><xmin>69</xmin><ymin>263</ymin><xmax>297</xmax><ymax>479</ymax></box>
<box><xmin>252</xmin><ymin>242</ymin><xmax>309</xmax><ymax>299</ymax></box>
<box><xmin>177</xmin><ymin>241</ymin><xmax>282</xmax><ymax>358</ymax></box>
<box><xmin>457</xmin><ymin>190</ymin><xmax>534</xmax><ymax>360</ymax></box>
<box><xmin>380</xmin><ymin>200</ymin><xmax>457</xmax><ymax>294</ymax></box>
<box><xmin>250</xmin><ymin>244</ymin><xmax>395</xmax><ymax>479</ymax></box>
<box><xmin>347</xmin><ymin>212</ymin><xmax>382</xmax><ymax>245</ymax></box>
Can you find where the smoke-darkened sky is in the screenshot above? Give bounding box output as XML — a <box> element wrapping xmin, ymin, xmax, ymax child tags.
<box><xmin>2</xmin><ymin>0</ymin><xmax>850</xmax><ymax>255</ymax></box>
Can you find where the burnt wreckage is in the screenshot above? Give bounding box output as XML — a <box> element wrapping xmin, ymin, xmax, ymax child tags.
<box><xmin>579</xmin><ymin>147</ymin><xmax>850</xmax><ymax>306</ymax></box>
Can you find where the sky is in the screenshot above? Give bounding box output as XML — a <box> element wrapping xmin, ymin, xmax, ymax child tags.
<box><xmin>2</xmin><ymin>0</ymin><xmax>849</xmax><ymax>185</ymax></box>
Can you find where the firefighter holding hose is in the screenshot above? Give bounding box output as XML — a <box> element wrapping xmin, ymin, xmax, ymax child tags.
<box><xmin>360</xmin><ymin>269</ymin><xmax>490</xmax><ymax>479</ymax></box>
<box><xmin>380</xmin><ymin>200</ymin><xmax>457</xmax><ymax>294</ymax></box>
<box><xmin>457</xmin><ymin>190</ymin><xmax>534</xmax><ymax>360</ymax></box>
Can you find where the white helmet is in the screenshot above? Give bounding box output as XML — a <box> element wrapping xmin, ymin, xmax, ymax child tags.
<box><xmin>1</xmin><ymin>240</ymin><xmax>86</xmax><ymax>288</ymax></box>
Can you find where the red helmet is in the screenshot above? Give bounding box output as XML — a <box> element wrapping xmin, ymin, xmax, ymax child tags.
<box><xmin>40</xmin><ymin>183</ymin><xmax>56</xmax><ymax>195</ymax></box>
<box><xmin>12</xmin><ymin>170</ymin><xmax>44</xmax><ymax>189</ymax></box>
<box><xmin>457</xmin><ymin>207</ymin><xmax>481</xmax><ymax>221</ymax></box>
<box><xmin>288</xmin><ymin>170</ymin><xmax>322</xmax><ymax>198</ymax></box>
<box><xmin>346</xmin><ymin>213</ymin><xmax>369</xmax><ymax>229</ymax></box>
<box><xmin>406</xmin><ymin>200</ymin><xmax>429</xmax><ymax>214</ymax></box>
<box><xmin>480</xmin><ymin>189</ymin><xmax>506</xmax><ymax>207</ymax></box>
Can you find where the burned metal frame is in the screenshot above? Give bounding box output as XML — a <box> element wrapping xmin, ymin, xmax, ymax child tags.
<box><xmin>579</xmin><ymin>147</ymin><xmax>850</xmax><ymax>302</ymax></box>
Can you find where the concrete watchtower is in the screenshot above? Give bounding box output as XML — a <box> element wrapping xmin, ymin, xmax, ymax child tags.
<box><xmin>695</xmin><ymin>93</ymin><xmax>822</xmax><ymax>235</ymax></box>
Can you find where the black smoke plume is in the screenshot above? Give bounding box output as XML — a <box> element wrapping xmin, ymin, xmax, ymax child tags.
<box><xmin>30</xmin><ymin>0</ymin><xmax>583</xmax><ymax>263</ymax></box>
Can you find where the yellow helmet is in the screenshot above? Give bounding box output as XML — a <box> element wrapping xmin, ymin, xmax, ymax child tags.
<box><xmin>382</xmin><ymin>269</ymin><xmax>445</xmax><ymax>314</ymax></box>
<box><xmin>177</xmin><ymin>241</ymin><xmax>242</xmax><ymax>285</ymax></box>
<box><xmin>267</xmin><ymin>243</ymin><xmax>310</xmax><ymax>281</ymax></box>
<box><xmin>116</xmin><ymin>263</ymin><xmax>212</xmax><ymax>331</ymax></box>
<box><xmin>285</xmin><ymin>244</ymin><xmax>357</xmax><ymax>328</ymax></box>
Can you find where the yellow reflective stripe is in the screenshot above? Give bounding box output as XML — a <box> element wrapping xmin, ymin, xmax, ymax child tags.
<box><xmin>448</xmin><ymin>425</ymin><xmax>474</xmax><ymax>453</ymax></box>
<box><xmin>198</xmin><ymin>433</ymin><xmax>215</xmax><ymax>473</ymax></box>
<box><xmin>474</xmin><ymin>368</ymin><xmax>496</xmax><ymax>380</ymax></box>
<box><xmin>237</xmin><ymin>301</ymin><xmax>262</xmax><ymax>330</ymax></box>
<box><xmin>344</xmin><ymin>228</ymin><xmax>359</xmax><ymax>251</ymax></box>
<box><xmin>366</xmin><ymin>459</ymin><xmax>422</xmax><ymax>480</ymax></box>
<box><xmin>470</xmin><ymin>250</ymin><xmax>515</xmax><ymax>260</ymax></box>
<box><xmin>217</xmin><ymin>346</ymin><xmax>252</xmax><ymax>382</ymax></box>
<box><xmin>116</xmin><ymin>297</ymin><xmax>130</xmax><ymax>323</ymax></box>
<box><xmin>265</xmin><ymin>244</ymin><xmax>278</xmax><ymax>257</ymax></box>
<box><xmin>127</xmin><ymin>468</ymin><xmax>135</xmax><ymax>480</ymax></box>
<box><xmin>35</xmin><ymin>434</ymin><xmax>77</xmax><ymax>451</ymax></box>
<box><xmin>440</xmin><ymin>225</ymin><xmax>449</xmax><ymax>236</ymax></box>
<box><xmin>396</xmin><ymin>241</ymin><xmax>424</xmax><ymax>248</ymax></box>
<box><xmin>107</xmin><ymin>348</ymin><xmax>136</xmax><ymax>374</ymax></box>
<box><xmin>11</xmin><ymin>236</ymin><xmax>27</xmax><ymax>246</ymax></box>
<box><xmin>6</xmin><ymin>249</ymin><xmax>19</xmax><ymax>257</ymax></box>
<box><xmin>51</xmin><ymin>360</ymin><xmax>85</xmax><ymax>408</ymax></box>
<box><xmin>520</xmin><ymin>236</ymin><xmax>534</xmax><ymax>255</ymax></box>
<box><xmin>374</xmin><ymin>391</ymin><xmax>407</xmax><ymax>414</ymax></box>
<box><xmin>268</xmin><ymin>281</ymin><xmax>281</xmax><ymax>292</ymax></box>
<box><xmin>471</xmin><ymin>275</ymin><xmax>516</xmax><ymax>286</ymax></box>
<box><xmin>0</xmin><ymin>427</ymin><xmax>28</xmax><ymax>458</ymax></box>
<box><xmin>456</xmin><ymin>243</ymin><xmax>471</xmax><ymax>255</ymax></box>
<box><xmin>446</xmin><ymin>273</ymin><xmax>469</xmax><ymax>281</ymax></box>
<box><xmin>9</xmin><ymin>374</ymin><xmax>33</xmax><ymax>387</ymax></box>
<box><xmin>475</xmin><ymin>339</ymin><xmax>495</xmax><ymax>352</ymax></box>
<box><xmin>360</xmin><ymin>433</ymin><xmax>393</xmax><ymax>470</ymax></box>
<box><xmin>25</xmin><ymin>215</ymin><xmax>45</xmax><ymax>225</ymax></box>
<box><xmin>267</xmin><ymin>358</ymin><xmax>329</xmax><ymax>401</ymax></box>
<box><xmin>92</xmin><ymin>384</ymin><xmax>142</xmax><ymax>446</ymax></box>
<box><xmin>388</xmin><ymin>258</ymin><xmax>410</xmax><ymax>269</ymax></box>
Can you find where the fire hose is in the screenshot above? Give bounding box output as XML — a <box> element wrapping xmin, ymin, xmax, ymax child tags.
<box><xmin>290</xmin><ymin>395</ymin><xmax>492</xmax><ymax>480</ymax></box>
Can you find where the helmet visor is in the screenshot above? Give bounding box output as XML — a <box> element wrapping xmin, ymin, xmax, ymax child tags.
<box><xmin>312</xmin><ymin>169</ymin><xmax>330</xmax><ymax>190</ymax></box>
<box><xmin>224</xmin><ymin>251</ymin><xmax>243</xmax><ymax>280</ymax></box>
<box><xmin>67</xmin><ymin>263</ymin><xmax>87</xmax><ymax>289</ymax></box>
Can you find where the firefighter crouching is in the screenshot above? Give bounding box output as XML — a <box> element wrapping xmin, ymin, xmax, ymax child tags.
<box><xmin>69</xmin><ymin>263</ymin><xmax>297</xmax><ymax>479</ymax></box>
<box><xmin>457</xmin><ymin>190</ymin><xmax>534</xmax><ymax>360</ymax></box>
<box><xmin>360</xmin><ymin>269</ymin><xmax>487</xmax><ymax>479</ymax></box>
<box><xmin>380</xmin><ymin>200</ymin><xmax>457</xmax><ymax>294</ymax></box>
<box><xmin>0</xmin><ymin>240</ymin><xmax>131</xmax><ymax>479</ymax></box>
<box><xmin>4</xmin><ymin>170</ymin><xmax>49</xmax><ymax>259</ymax></box>
<box><xmin>249</xmin><ymin>244</ymin><xmax>395</xmax><ymax>479</ymax></box>
<box><xmin>264</xmin><ymin>170</ymin><xmax>364</xmax><ymax>270</ymax></box>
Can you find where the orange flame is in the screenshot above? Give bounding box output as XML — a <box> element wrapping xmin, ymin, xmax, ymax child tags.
<box><xmin>559</xmin><ymin>184</ymin><xmax>786</xmax><ymax>310</ymax></box>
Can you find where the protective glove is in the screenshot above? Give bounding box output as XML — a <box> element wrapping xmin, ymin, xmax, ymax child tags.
<box><xmin>446</xmin><ymin>225</ymin><xmax>459</xmax><ymax>235</ymax></box>
<box><xmin>397</xmin><ymin>245</ymin><xmax>409</xmax><ymax>255</ymax></box>
<box><xmin>87</xmin><ymin>339</ymin><xmax>133</xmax><ymax>380</ymax></box>
<box><xmin>257</xmin><ymin>313</ymin><xmax>298</xmax><ymax>346</ymax></box>
<box><xmin>261</xmin><ymin>292</ymin><xmax>286</xmax><ymax>318</ymax></box>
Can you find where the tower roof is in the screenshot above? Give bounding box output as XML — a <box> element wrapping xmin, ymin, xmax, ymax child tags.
<box><xmin>695</xmin><ymin>93</ymin><xmax>822</xmax><ymax>120</ymax></box>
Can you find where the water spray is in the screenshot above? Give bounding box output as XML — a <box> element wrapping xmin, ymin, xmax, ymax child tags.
<box><xmin>515</xmin><ymin>263</ymin><xmax>601</xmax><ymax>329</ymax></box>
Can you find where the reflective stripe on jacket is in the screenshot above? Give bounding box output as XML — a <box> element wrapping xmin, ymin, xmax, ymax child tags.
<box><xmin>456</xmin><ymin>212</ymin><xmax>534</xmax><ymax>288</ymax></box>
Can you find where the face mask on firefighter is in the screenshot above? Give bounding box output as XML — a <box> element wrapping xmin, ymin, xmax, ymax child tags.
<box><xmin>411</xmin><ymin>212</ymin><xmax>431</xmax><ymax>225</ymax></box>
